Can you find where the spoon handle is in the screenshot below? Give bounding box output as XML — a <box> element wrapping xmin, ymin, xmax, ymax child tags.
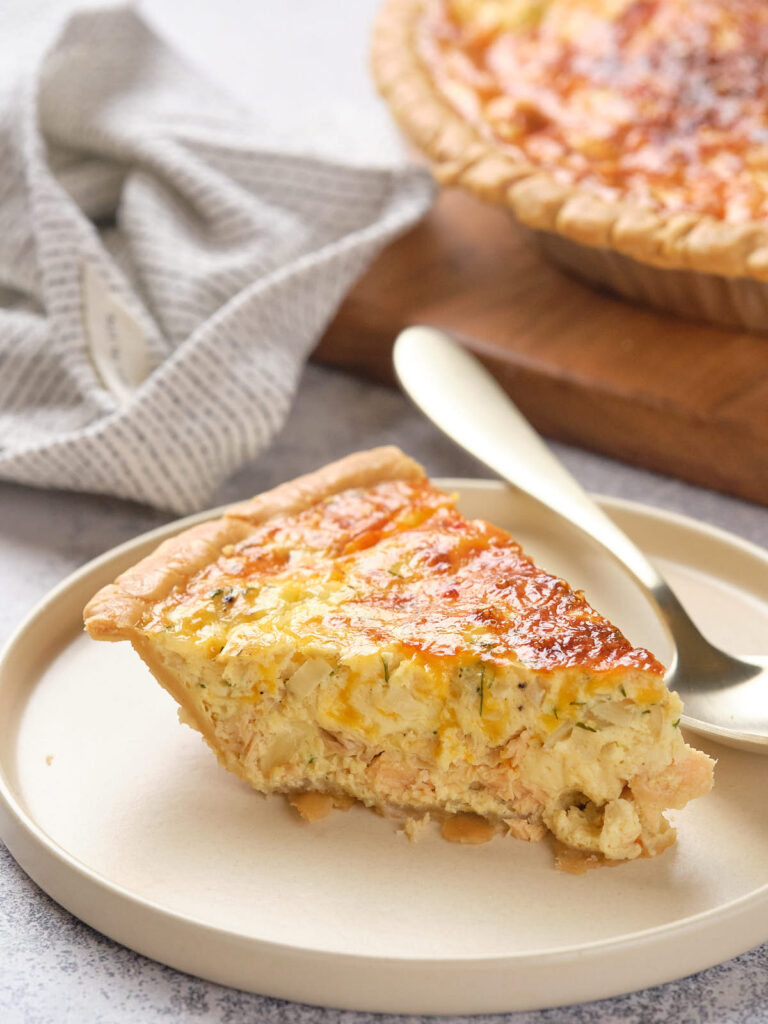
<box><xmin>394</xmin><ymin>326</ymin><xmax>669</xmax><ymax>602</ymax></box>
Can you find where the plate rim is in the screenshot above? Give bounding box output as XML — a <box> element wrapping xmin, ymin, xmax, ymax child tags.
<box><xmin>1</xmin><ymin>482</ymin><xmax>767</xmax><ymax>1010</ymax></box>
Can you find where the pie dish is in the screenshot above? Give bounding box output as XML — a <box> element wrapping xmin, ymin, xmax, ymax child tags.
<box><xmin>83</xmin><ymin>447</ymin><xmax>713</xmax><ymax>870</ymax></box>
<box><xmin>372</xmin><ymin>0</ymin><xmax>768</xmax><ymax>330</ymax></box>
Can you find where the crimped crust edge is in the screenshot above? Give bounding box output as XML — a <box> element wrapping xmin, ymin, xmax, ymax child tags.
<box><xmin>371</xmin><ymin>0</ymin><xmax>768</xmax><ymax>281</ymax></box>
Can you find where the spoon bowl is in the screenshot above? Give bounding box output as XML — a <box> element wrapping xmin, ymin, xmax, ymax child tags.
<box><xmin>394</xmin><ymin>325</ymin><xmax>768</xmax><ymax>753</ymax></box>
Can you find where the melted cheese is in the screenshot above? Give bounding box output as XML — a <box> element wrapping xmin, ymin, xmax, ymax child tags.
<box><xmin>424</xmin><ymin>0</ymin><xmax>768</xmax><ymax>221</ymax></box>
<box><xmin>152</xmin><ymin>478</ymin><xmax>663</xmax><ymax>674</ymax></box>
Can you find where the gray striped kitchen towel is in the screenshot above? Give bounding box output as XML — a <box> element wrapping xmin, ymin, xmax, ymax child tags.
<box><xmin>0</xmin><ymin>5</ymin><xmax>433</xmax><ymax>513</ymax></box>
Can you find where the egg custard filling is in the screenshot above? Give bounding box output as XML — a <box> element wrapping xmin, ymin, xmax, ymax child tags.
<box><xmin>84</xmin><ymin>448</ymin><xmax>713</xmax><ymax>870</ymax></box>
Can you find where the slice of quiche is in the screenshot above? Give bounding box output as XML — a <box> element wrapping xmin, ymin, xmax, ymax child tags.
<box><xmin>84</xmin><ymin>447</ymin><xmax>713</xmax><ymax>869</ymax></box>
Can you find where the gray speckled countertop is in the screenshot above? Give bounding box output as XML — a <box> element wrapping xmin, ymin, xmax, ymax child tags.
<box><xmin>2</xmin><ymin>364</ymin><xmax>768</xmax><ymax>1023</ymax></box>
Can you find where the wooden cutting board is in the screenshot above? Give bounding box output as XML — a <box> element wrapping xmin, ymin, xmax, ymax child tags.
<box><xmin>313</xmin><ymin>188</ymin><xmax>768</xmax><ymax>507</ymax></box>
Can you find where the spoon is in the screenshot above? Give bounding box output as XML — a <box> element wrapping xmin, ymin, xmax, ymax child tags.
<box><xmin>394</xmin><ymin>325</ymin><xmax>768</xmax><ymax>753</ymax></box>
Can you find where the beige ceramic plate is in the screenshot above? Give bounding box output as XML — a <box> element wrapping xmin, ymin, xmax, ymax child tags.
<box><xmin>1</xmin><ymin>482</ymin><xmax>767</xmax><ymax>1015</ymax></box>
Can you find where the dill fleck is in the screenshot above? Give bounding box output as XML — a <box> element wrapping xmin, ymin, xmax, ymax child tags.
<box><xmin>380</xmin><ymin>655</ymin><xmax>390</xmax><ymax>685</ymax></box>
<box><xmin>672</xmin><ymin>718</ymin><xmax>680</xmax><ymax>728</ymax></box>
<box><xmin>575</xmin><ymin>722</ymin><xmax>596</xmax><ymax>732</ymax></box>
<box><xmin>387</xmin><ymin>567</ymin><xmax>402</xmax><ymax>578</ymax></box>
<box><xmin>619</xmin><ymin>684</ymin><xmax>627</xmax><ymax>698</ymax></box>
<box><xmin>198</xmin><ymin>683</ymin><xmax>206</xmax><ymax>689</ymax></box>
<box><xmin>208</xmin><ymin>588</ymin><xmax>224</xmax><ymax>599</ymax></box>
<box><xmin>552</xmin><ymin>707</ymin><xmax>559</xmax><ymax>719</ymax></box>
<box><xmin>478</xmin><ymin>665</ymin><xmax>486</xmax><ymax>716</ymax></box>
<box><xmin>570</xmin><ymin>700</ymin><xmax>585</xmax><ymax>706</ymax></box>
<box><xmin>307</xmin><ymin>756</ymin><xmax>315</xmax><ymax>765</ymax></box>
<box><xmin>641</xmin><ymin>709</ymin><xmax>651</xmax><ymax>715</ymax></box>
<box><xmin>517</xmin><ymin>682</ymin><xmax>527</xmax><ymax>690</ymax></box>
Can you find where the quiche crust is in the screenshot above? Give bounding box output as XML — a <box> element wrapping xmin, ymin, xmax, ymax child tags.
<box><xmin>84</xmin><ymin>447</ymin><xmax>713</xmax><ymax>869</ymax></box>
<box><xmin>371</xmin><ymin>0</ymin><xmax>768</xmax><ymax>281</ymax></box>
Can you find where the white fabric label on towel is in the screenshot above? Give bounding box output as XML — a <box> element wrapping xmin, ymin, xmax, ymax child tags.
<box><xmin>81</xmin><ymin>262</ymin><xmax>149</xmax><ymax>401</ymax></box>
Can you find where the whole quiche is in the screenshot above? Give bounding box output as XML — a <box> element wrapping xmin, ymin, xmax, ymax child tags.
<box><xmin>372</xmin><ymin>0</ymin><xmax>768</xmax><ymax>329</ymax></box>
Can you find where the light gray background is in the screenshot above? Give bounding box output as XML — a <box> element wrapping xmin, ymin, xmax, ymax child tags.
<box><xmin>1</xmin><ymin>0</ymin><xmax>768</xmax><ymax>1021</ymax></box>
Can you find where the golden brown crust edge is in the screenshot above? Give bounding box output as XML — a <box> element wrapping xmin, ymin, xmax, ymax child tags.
<box><xmin>371</xmin><ymin>0</ymin><xmax>768</xmax><ymax>281</ymax></box>
<box><xmin>83</xmin><ymin>446</ymin><xmax>426</xmax><ymax>642</ymax></box>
